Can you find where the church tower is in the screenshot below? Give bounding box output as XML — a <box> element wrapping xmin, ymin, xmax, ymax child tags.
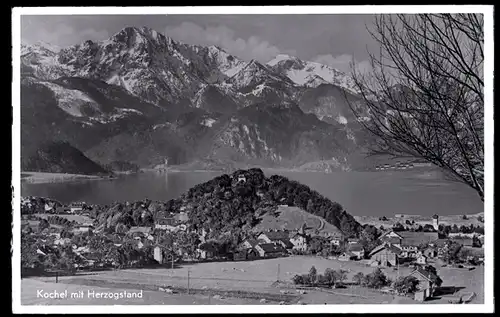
<box><xmin>432</xmin><ymin>214</ymin><xmax>439</xmax><ymax>231</ymax></box>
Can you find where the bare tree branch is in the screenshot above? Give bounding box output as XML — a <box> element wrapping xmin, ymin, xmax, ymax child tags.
<box><xmin>346</xmin><ymin>14</ymin><xmax>484</xmax><ymax>201</ymax></box>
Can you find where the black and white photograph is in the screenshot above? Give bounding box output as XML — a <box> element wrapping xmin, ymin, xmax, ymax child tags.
<box><xmin>12</xmin><ymin>6</ymin><xmax>493</xmax><ymax>313</ymax></box>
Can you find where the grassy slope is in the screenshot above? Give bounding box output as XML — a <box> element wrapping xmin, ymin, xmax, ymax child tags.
<box><xmin>252</xmin><ymin>206</ymin><xmax>342</xmax><ymax>236</ymax></box>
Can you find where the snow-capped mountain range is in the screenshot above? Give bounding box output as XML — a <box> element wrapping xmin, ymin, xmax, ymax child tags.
<box><xmin>20</xmin><ymin>26</ymin><xmax>374</xmax><ymax>172</ymax></box>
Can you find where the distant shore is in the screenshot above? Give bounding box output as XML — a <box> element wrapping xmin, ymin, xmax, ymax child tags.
<box><xmin>355</xmin><ymin>212</ymin><xmax>484</xmax><ymax>228</ymax></box>
<box><xmin>21</xmin><ymin>172</ymin><xmax>113</xmax><ymax>184</ymax></box>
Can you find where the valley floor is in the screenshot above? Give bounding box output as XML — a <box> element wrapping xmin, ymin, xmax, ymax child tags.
<box><xmin>22</xmin><ymin>256</ymin><xmax>484</xmax><ymax>305</ymax></box>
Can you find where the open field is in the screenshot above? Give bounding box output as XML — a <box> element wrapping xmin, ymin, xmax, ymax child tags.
<box><xmin>30</xmin><ymin>256</ymin><xmax>484</xmax><ymax>304</ymax></box>
<box><xmin>21</xmin><ymin>172</ymin><xmax>106</xmax><ymax>184</ymax></box>
<box><xmin>21</xmin><ymin>279</ymin><xmax>264</xmax><ymax>305</ymax></box>
<box><xmin>253</xmin><ymin>206</ymin><xmax>341</xmax><ymax>235</ymax></box>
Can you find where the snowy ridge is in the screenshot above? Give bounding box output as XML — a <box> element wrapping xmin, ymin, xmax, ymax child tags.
<box><xmin>267</xmin><ymin>54</ymin><xmax>360</xmax><ymax>94</ymax></box>
<box><xmin>38</xmin><ymin>81</ymin><xmax>98</xmax><ymax>117</ymax></box>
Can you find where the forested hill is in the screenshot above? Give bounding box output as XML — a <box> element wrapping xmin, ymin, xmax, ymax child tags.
<box><xmin>165</xmin><ymin>168</ymin><xmax>361</xmax><ymax>239</ymax></box>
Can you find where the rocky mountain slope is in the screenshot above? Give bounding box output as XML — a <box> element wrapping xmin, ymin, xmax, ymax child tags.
<box><xmin>20</xmin><ymin>26</ymin><xmax>377</xmax><ymax>171</ymax></box>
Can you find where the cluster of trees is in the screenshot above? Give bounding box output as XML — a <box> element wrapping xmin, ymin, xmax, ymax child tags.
<box><xmin>21</xmin><ymin>196</ymin><xmax>63</xmax><ymax>215</ymax></box>
<box><xmin>352</xmin><ymin>268</ymin><xmax>391</xmax><ymax>289</ymax></box>
<box><xmin>292</xmin><ymin>266</ymin><xmax>348</xmax><ymax>288</ymax></box>
<box><xmin>390</xmin><ymin>222</ymin><xmax>484</xmax><ymax>236</ymax></box>
<box><xmin>441</xmin><ymin>240</ymin><xmax>481</xmax><ymax>265</ymax></box>
<box><xmin>358</xmin><ymin>224</ymin><xmax>382</xmax><ymax>256</ymax></box>
<box><xmin>306</xmin><ymin>236</ymin><xmax>345</xmax><ymax>256</ymax></box>
<box><xmin>21</xmin><ymin>231</ymin><xmax>81</xmax><ymax>273</ymax></box>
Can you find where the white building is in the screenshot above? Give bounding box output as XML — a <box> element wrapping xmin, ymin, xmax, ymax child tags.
<box><xmin>290</xmin><ymin>233</ymin><xmax>308</xmax><ymax>252</ymax></box>
<box><xmin>432</xmin><ymin>214</ymin><xmax>439</xmax><ymax>231</ymax></box>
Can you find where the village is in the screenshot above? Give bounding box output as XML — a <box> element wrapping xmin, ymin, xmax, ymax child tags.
<box><xmin>21</xmin><ymin>191</ymin><xmax>484</xmax><ymax>304</ymax></box>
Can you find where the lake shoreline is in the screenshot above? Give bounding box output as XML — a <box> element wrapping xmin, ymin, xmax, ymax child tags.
<box><xmin>20</xmin><ymin>171</ymin><xmax>114</xmax><ymax>184</ymax></box>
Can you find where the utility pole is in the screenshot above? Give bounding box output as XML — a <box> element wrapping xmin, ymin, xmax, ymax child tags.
<box><xmin>187</xmin><ymin>269</ymin><xmax>190</xmax><ymax>295</ymax></box>
<box><xmin>277</xmin><ymin>264</ymin><xmax>280</xmax><ymax>282</ymax></box>
<box><xmin>55</xmin><ymin>271</ymin><xmax>58</xmax><ymax>284</ymax></box>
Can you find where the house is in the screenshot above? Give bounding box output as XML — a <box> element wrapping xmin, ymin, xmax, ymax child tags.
<box><xmin>416</xmin><ymin>254</ymin><xmax>428</xmax><ymax>265</ymax></box>
<box><xmin>423</xmin><ymin>247</ymin><xmax>438</xmax><ymax>259</ymax></box>
<box><xmin>197</xmin><ymin>242</ymin><xmax>218</xmax><ymax>260</ymax></box>
<box><xmin>381</xmin><ymin>230</ymin><xmax>438</xmax><ymax>251</ymax></box>
<box><xmin>368</xmin><ymin>243</ymin><xmax>402</xmax><ymax>267</ymax></box>
<box><xmin>128</xmin><ymin>226</ymin><xmax>152</xmax><ymax>236</ymax></box>
<box><xmin>410</xmin><ymin>267</ymin><xmax>440</xmax><ymax>299</ymax></box>
<box><xmin>237</xmin><ymin>175</ymin><xmax>247</xmax><ymax>183</ymax></box>
<box><xmin>233</xmin><ymin>248</ymin><xmax>259</xmax><ymax>261</ymax></box>
<box><xmin>338</xmin><ymin>251</ymin><xmax>357</xmax><ymax>261</ymax></box>
<box><xmin>289</xmin><ymin>233</ymin><xmax>308</xmax><ymax>252</ymax></box>
<box><xmin>347</xmin><ymin>238</ymin><xmax>360</xmax><ymax>244</ymax></box>
<box><xmin>69</xmin><ymin>202</ymin><xmax>85</xmax><ymax>213</ymax></box>
<box><xmin>155</xmin><ymin>217</ymin><xmax>175</xmax><ymax>230</ymax></box>
<box><xmin>348</xmin><ymin>243</ymin><xmax>365</xmax><ymax>260</ymax></box>
<box><xmin>276</xmin><ymin>238</ymin><xmax>294</xmax><ymax>251</ymax></box>
<box><xmin>329</xmin><ymin>233</ymin><xmax>345</xmax><ymax>246</ymax></box>
<box><xmin>239</xmin><ymin>239</ymin><xmax>259</xmax><ymax>250</ymax></box>
<box><xmin>257</xmin><ymin>231</ymin><xmax>289</xmax><ymax>244</ymax></box>
<box><xmin>174</xmin><ymin>212</ymin><xmax>189</xmax><ymax>223</ymax></box>
<box><xmin>73</xmin><ymin>224</ymin><xmax>94</xmax><ymax>234</ymax></box>
<box><xmin>255</xmin><ymin>243</ymin><xmax>285</xmax><ymax>258</ymax></box>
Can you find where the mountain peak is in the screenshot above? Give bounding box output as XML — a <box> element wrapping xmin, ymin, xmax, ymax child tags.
<box><xmin>110</xmin><ymin>26</ymin><xmax>170</xmax><ymax>46</ymax></box>
<box><xmin>267</xmin><ymin>54</ymin><xmax>298</xmax><ymax>67</ymax></box>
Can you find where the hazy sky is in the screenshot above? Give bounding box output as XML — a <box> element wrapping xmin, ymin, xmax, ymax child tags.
<box><xmin>21</xmin><ymin>14</ymin><xmax>380</xmax><ymax>73</ymax></box>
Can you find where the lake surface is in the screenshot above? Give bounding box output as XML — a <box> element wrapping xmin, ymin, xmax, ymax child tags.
<box><xmin>21</xmin><ymin>170</ymin><xmax>484</xmax><ymax>217</ymax></box>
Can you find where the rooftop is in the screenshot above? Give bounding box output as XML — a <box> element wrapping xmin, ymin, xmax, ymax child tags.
<box><xmin>128</xmin><ymin>226</ymin><xmax>152</xmax><ymax>234</ymax></box>
<box><xmin>258</xmin><ymin>243</ymin><xmax>285</xmax><ymax>253</ymax></box>
<box><xmin>369</xmin><ymin>243</ymin><xmax>402</xmax><ymax>257</ymax></box>
<box><xmin>348</xmin><ymin>243</ymin><xmax>364</xmax><ymax>252</ymax></box>
<box><xmin>411</xmin><ymin>267</ymin><xmax>440</xmax><ymax>283</ymax></box>
<box><xmin>262</xmin><ymin>231</ymin><xmax>289</xmax><ymax>241</ymax></box>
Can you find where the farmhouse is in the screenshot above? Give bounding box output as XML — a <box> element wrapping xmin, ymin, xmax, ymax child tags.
<box><xmin>233</xmin><ymin>248</ymin><xmax>259</xmax><ymax>261</ymax></box>
<box><xmin>197</xmin><ymin>244</ymin><xmax>217</xmax><ymax>260</ymax></box>
<box><xmin>257</xmin><ymin>230</ymin><xmax>289</xmax><ymax>244</ymax></box>
<box><xmin>422</xmin><ymin>247</ymin><xmax>438</xmax><ymax>259</ymax></box>
<box><xmin>416</xmin><ymin>254</ymin><xmax>428</xmax><ymax>265</ymax></box>
<box><xmin>255</xmin><ymin>243</ymin><xmax>286</xmax><ymax>258</ymax></box>
<box><xmin>276</xmin><ymin>238</ymin><xmax>294</xmax><ymax>251</ymax></box>
<box><xmin>289</xmin><ymin>232</ymin><xmax>308</xmax><ymax>252</ymax></box>
<box><xmin>338</xmin><ymin>251</ymin><xmax>357</xmax><ymax>261</ymax></box>
<box><xmin>368</xmin><ymin>243</ymin><xmax>402</xmax><ymax>267</ymax></box>
<box><xmin>239</xmin><ymin>239</ymin><xmax>259</xmax><ymax>250</ymax></box>
<box><xmin>410</xmin><ymin>267</ymin><xmax>440</xmax><ymax>299</ymax></box>
<box><xmin>381</xmin><ymin>230</ymin><xmax>438</xmax><ymax>250</ymax></box>
<box><xmin>348</xmin><ymin>243</ymin><xmax>365</xmax><ymax>260</ymax></box>
<box><xmin>329</xmin><ymin>233</ymin><xmax>345</xmax><ymax>246</ymax></box>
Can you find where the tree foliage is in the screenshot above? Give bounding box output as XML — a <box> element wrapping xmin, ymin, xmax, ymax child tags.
<box><xmin>393</xmin><ymin>276</ymin><xmax>420</xmax><ymax>294</ymax></box>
